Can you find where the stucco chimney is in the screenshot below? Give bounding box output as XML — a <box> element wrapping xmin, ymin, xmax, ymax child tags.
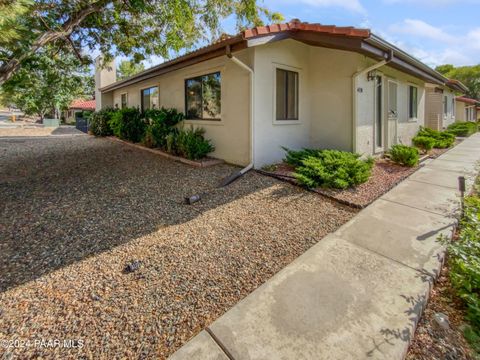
<box><xmin>94</xmin><ymin>56</ymin><xmax>116</xmax><ymax>111</ymax></box>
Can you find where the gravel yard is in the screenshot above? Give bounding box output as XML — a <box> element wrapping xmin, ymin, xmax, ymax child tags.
<box><xmin>0</xmin><ymin>134</ymin><xmax>357</xmax><ymax>359</ymax></box>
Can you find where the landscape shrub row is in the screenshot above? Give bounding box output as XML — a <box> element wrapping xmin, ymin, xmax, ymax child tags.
<box><xmin>89</xmin><ymin>107</ymin><xmax>214</xmax><ymax>160</ymax></box>
<box><xmin>447</xmin><ymin>189</ymin><xmax>480</xmax><ymax>333</ymax></box>
<box><xmin>447</xmin><ymin>122</ymin><xmax>479</xmax><ymax>137</ymax></box>
<box><xmin>413</xmin><ymin>127</ymin><xmax>456</xmax><ymax>150</ymax></box>
<box><xmin>283</xmin><ymin>148</ymin><xmax>374</xmax><ymax>189</ymax></box>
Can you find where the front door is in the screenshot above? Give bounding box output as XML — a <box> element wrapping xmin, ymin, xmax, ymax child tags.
<box><xmin>386</xmin><ymin>80</ymin><xmax>398</xmax><ymax>149</ymax></box>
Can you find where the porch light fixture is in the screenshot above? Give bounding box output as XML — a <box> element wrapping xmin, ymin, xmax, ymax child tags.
<box><xmin>367</xmin><ymin>70</ymin><xmax>378</xmax><ymax>81</ymax></box>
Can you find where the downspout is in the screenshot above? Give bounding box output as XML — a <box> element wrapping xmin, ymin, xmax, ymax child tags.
<box><xmin>351</xmin><ymin>50</ymin><xmax>393</xmax><ymax>153</ymax></box>
<box><xmin>185</xmin><ymin>45</ymin><xmax>255</xmax><ymax>203</ymax></box>
<box><xmin>218</xmin><ymin>45</ymin><xmax>255</xmax><ymax>187</ymax></box>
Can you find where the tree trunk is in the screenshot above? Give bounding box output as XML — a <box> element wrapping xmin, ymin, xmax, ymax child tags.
<box><xmin>0</xmin><ymin>1</ymin><xmax>107</xmax><ymax>85</ymax></box>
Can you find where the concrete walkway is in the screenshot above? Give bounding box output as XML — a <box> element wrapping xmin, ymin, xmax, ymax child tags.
<box><xmin>169</xmin><ymin>134</ymin><xmax>480</xmax><ymax>360</ymax></box>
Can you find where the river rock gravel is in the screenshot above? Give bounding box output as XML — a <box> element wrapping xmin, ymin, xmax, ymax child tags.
<box><xmin>0</xmin><ymin>134</ymin><xmax>357</xmax><ymax>359</ymax></box>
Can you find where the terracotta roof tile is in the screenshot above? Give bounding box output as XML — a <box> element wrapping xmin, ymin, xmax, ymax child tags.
<box><xmin>70</xmin><ymin>99</ymin><xmax>96</xmax><ymax>110</ymax></box>
<box><xmin>243</xmin><ymin>20</ymin><xmax>371</xmax><ymax>39</ymax></box>
<box><xmin>456</xmin><ymin>96</ymin><xmax>479</xmax><ymax>105</ymax></box>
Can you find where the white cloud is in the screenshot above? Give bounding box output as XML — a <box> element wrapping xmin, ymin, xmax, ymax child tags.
<box><xmin>269</xmin><ymin>0</ymin><xmax>366</xmax><ymax>14</ymax></box>
<box><xmin>384</xmin><ymin>19</ymin><xmax>480</xmax><ymax>66</ymax></box>
<box><xmin>389</xmin><ymin>19</ymin><xmax>455</xmax><ymax>42</ymax></box>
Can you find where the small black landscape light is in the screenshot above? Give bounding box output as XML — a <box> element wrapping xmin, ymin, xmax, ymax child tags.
<box><xmin>459</xmin><ymin>176</ymin><xmax>466</xmax><ymax>194</ymax></box>
<box><xmin>459</xmin><ymin>176</ymin><xmax>466</xmax><ymax>217</ymax></box>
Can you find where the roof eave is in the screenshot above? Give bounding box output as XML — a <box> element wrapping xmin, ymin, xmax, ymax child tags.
<box><xmin>100</xmin><ymin>35</ymin><xmax>246</xmax><ymax>93</ymax></box>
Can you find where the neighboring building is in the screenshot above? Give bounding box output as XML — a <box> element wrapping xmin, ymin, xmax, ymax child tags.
<box><xmin>95</xmin><ymin>20</ymin><xmax>461</xmax><ymax>168</ymax></box>
<box><xmin>477</xmin><ymin>106</ymin><xmax>480</xmax><ymax>121</ymax></box>
<box><xmin>424</xmin><ymin>80</ymin><xmax>467</xmax><ymax>131</ymax></box>
<box><xmin>64</xmin><ymin>99</ymin><xmax>96</xmax><ymax>124</ymax></box>
<box><xmin>456</xmin><ymin>97</ymin><xmax>478</xmax><ymax>122</ymax></box>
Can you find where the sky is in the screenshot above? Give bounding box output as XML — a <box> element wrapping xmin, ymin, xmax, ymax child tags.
<box><xmin>115</xmin><ymin>0</ymin><xmax>480</xmax><ymax>70</ymax></box>
<box><xmin>246</xmin><ymin>0</ymin><xmax>480</xmax><ymax>68</ymax></box>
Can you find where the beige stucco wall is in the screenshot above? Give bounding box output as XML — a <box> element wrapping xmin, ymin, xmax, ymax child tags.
<box><xmin>356</xmin><ymin>62</ymin><xmax>426</xmax><ymax>155</ymax></box>
<box><xmin>252</xmin><ymin>40</ymin><xmax>367</xmax><ymax>167</ymax></box>
<box><xmin>424</xmin><ymin>85</ymin><xmax>455</xmax><ymax>131</ymax></box>
<box><xmin>107</xmin><ymin>50</ymin><xmax>252</xmax><ymax>166</ymax></box>
<box><xmin>308</xmin><ymin>47</ymin><xmax>362</xmax><ymax>152</ymax></box>
<box><xmin>425</xmin><ymin>86</ymin><xmax>442</xmax><ymax>131</ymax></box>
<box><xmin>456</xmin><ymin>100</ymin><xmax>466</xmax><ymax>121</ymax></box>
<box><xmin>95</xmin><ymin>58</ymin><xmax>116</xmax><ymax>111</ymax></box>
<box><xmin>101</xmin><ymin>39</ymin><xmax>432</xmax><ymax>167</ymax></box>
<box><xmin>252</xmin><ymin>39</ymin><xmax>312</xmax><ymax>167</ymax></box>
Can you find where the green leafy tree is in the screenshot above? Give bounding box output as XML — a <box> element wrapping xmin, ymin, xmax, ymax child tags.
<box><xmin>117</xmin><ymin>60</ymin><xmax>145</xmax><ymax>80</ymax></box>
<box><xmin>0</xmin><ymin>0</ymin><xmax>283</xmax><ymax>84</ymax></box>
<box><xmin>0</xmin><ymin>0</ymin><xmax>32</xmax><ymax>45</ymax></box>
<box><xmin>2</xmin><ymin>48</ymin><xmax>92</xmax><ymax>120</ymax></box>
<box><xmin>436</xmin><ymin>64</ymin><xmax>480</xmax><ymax>99</ymax></box>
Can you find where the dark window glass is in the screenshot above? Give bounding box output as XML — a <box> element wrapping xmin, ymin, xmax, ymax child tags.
<box><xmin>409</xmin><ymin>86</ymin><xmax>418</xmax><ymax>119</ymax></box>
<box><xmin>276</xmin><ymin>69</ymin><xmax>299</xmax><ymax>120</ymax></box>
<box><xmin>444</xmin><ymin>96</ymin><xmax>448</xmax><ymax>114</ymax></box>
<box><xmin>185</xmin><ymin>72</ymin><xmax>221</xmax><ymax>120</ymax></box>
<box><xmin>141</xmin><ymin>87</ymin><xmax>159</xmax><ymax>111</ymax></box>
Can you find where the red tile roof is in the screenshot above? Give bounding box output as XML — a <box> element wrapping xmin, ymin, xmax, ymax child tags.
<box><xmin>244</xmin><ymin>20</ymin><xmax>371</xmax><ymax>39</ymax></box>
<box><xmin>70</xmin><ymin>99</ymin><xmax>96</xmax><ymax>110</ymax></box>
<box><xmin>456</xmin><ymin>96</ymin><xmax>479</xmax><ymax>105</ymax></box>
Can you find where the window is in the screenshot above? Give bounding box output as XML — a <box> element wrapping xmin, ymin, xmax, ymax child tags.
<box><xmin>141</xmin><ymin>86</ymin><xmax>159</xmax><ymax>111</ymax></box>
<box><xmin>121</xmin><ymin>93</ymin><xmax>128</xmax><ymax>109</ymax></box>
<box><xmin>185</xmin><ymin>72</ymin><xmax>221</xmax><ymax>120</ymax></box>
<box><xmin>444</xmin><ymin>96</ymin><xmax>448</xmax><ymax>115</ymax></box>
<box><xmin>408</xmin><ymin>86</ymin><xmax>418</xmax><ymax>119</ymax></box>
<box><xmin>276</xmin><ymin>68</ymin><xmax>299</xmax><ymax>120</ymax></box>
<box><xmin>375</xmin><ymin>76</ymin><xmax>383</xmax><ymax>148</ymax></box>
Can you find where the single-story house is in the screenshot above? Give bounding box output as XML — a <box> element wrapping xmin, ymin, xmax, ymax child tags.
<box><xmin>424</xmin><ymin>80</ymin><xmax>467</xmax><ymax>131</ymax></box>
<box><xmin>95</xmin><ymin>20</ymin><xmax>461</xmax><ymax>168</ymax></box>
<box><xmin>455</xmin><ymin>96</ymin><xmax>479</xmax><ymax>123</ymax></box>
<box><xmin>63</xmin><ymin>99</ymin><xmax>96</xmax><ymax>124</ymax></box>
<box><xmin>477</xmin><ymin>106</ymin><xmax>480</xmax><ymax>122</ymax></box>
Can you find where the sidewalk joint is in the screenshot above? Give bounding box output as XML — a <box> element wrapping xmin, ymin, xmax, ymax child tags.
<box><xmin>206</xmin><ymin>327</ymin><xmax>236</xmax><ymax>360</ymax></box>
<box><xmin>380</xmin><ymin>198</ymin><xmax>458</xmax><ymax>218</ymax></box>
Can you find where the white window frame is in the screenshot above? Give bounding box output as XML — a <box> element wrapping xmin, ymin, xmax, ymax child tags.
<box><xmin>183</xmin><ymin>66</ymin><xmax>225</xmax><ymax>126</ymax></box>
<box><xmin>374</xmin><ymin>74</ymin><xmax>385</xmax><ymax>153</ymax></box>
<box><xmin>120</xmin><ymin>93</ymin><xmax>128</xmax><ymax>109</ymax></box>
<box><xmin>272</xmin><ymin>63</ymin><xmax>302</xmax><ymax>125</ymax></box>
<box><xmin>140</xmin><ymin>84</ymin><xmax>160</xmax><ymax>112</ymax></box>
<box><xmin>407</xmin><ymin>84</ymin><xmax>419</xmax><ymax>122</ymax></box>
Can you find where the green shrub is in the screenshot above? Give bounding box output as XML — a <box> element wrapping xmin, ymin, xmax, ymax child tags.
<box><xmin>388</xmin><ymin>144</ymin><xmax>419</xmax><ymax>167</ymax></box>
<box><xmin>83</xmin><ymin>110</ymin><xmax>93</xmax><ymax>119</ymax></box>
<box><xmin>447</xmin><ymin>122</ymin><xmax>478</xmax><ymax>137</ymax></box>
<box><xmin>412</xmin><ymin>136</ymin><xmax>435</xmax><ymax>151</ymax></box>
<box><xmin>109</xmin><ymin>107</ymin><xmax>145</xmax><ymax>142</ymax></box>
<box><xmin>417</xmin><ymin>127</ymin><xmax>455</xmax><ymax>148</ymax></box>
<box><xmin>292</xmin><ymin>150</ymin><xmax>374</xmax><ymax>189</ymax></box>
<box><xmin>448</xmin><ymin>195</ymin><xmax>480</xmax><ymax>329</ymax></box>
<box><xmin>172</xmin><ymin>126</ymin><xmax>214</xmax><ymax>160</ymax></box>
<box><xmin>89</xmin><ymin>108</ymin><xmax>116</xmax><ymax>136</ymax></box>
<box><xmin>142</xmin><ymin>108</ymin><xmax>184</xmax><ymax>148</ymax></box>
<box><xmin>282</xmin><ymin>147</ymin><xmax>320</xmax><ymax>167</ymax></box>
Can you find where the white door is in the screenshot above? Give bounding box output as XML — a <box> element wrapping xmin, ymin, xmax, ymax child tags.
<box><xmin>387</xmin><ymin>80</ymin><xmax>398</xmax><ymax>149</ymax></box>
